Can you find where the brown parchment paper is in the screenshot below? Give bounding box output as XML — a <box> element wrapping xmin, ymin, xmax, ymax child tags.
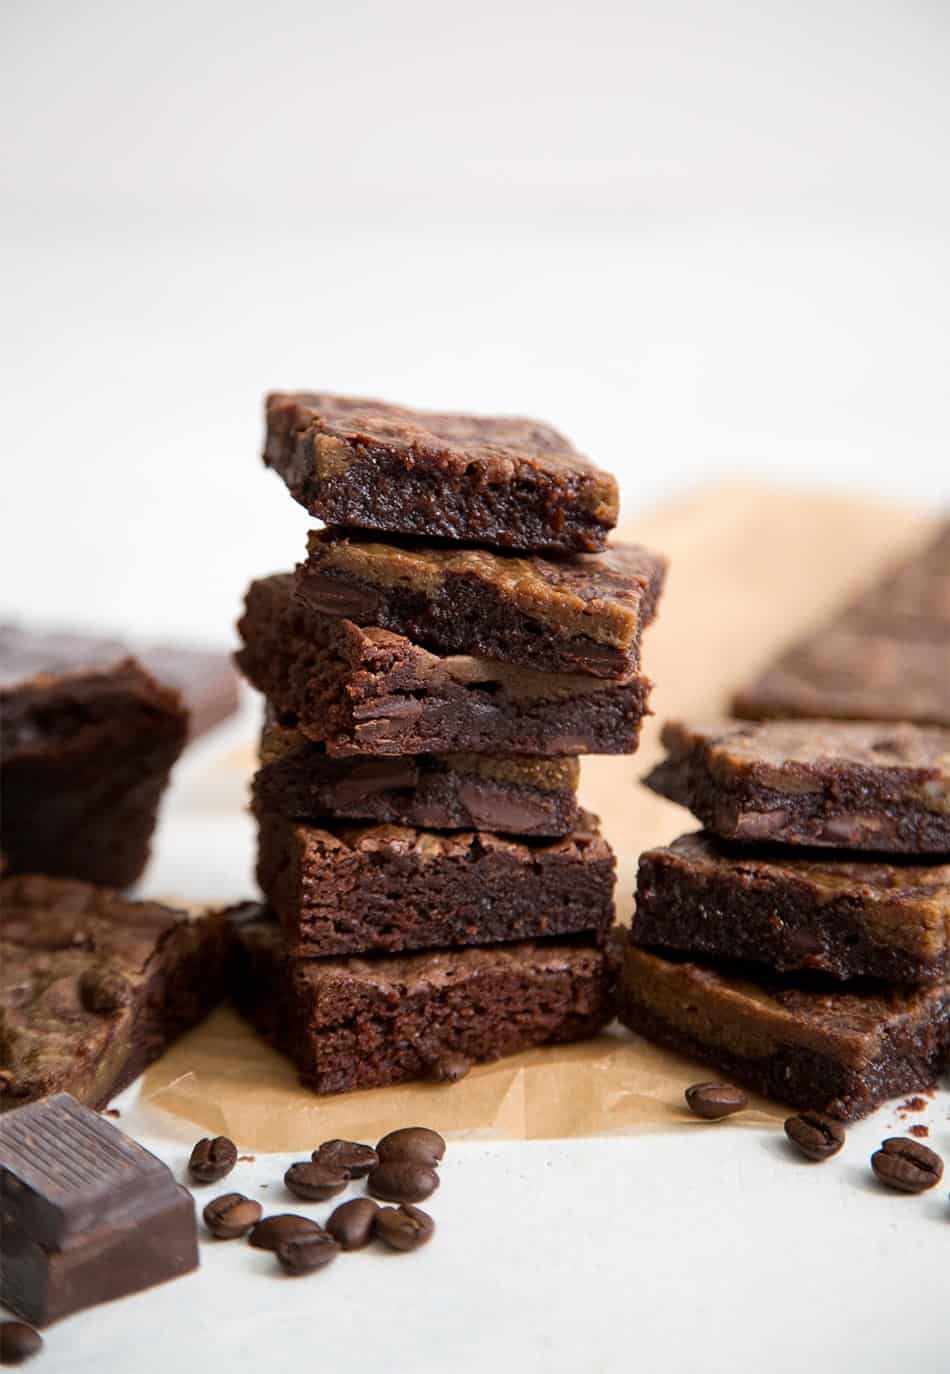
<box><xmin>144</xmin><ymin>481</ymin><xmax>936</xmax><ymax>1145</ymax></box>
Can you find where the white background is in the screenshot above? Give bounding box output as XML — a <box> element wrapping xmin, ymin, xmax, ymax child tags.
<box><xmin>3</xmin><ymin>0</ymin><xmax>949</xmax><ymax>641</ymax></box>
<box><xmin>2</xmin><ymin>4</ymin><xmax>948</xmax><ymax>1371</ymax></box>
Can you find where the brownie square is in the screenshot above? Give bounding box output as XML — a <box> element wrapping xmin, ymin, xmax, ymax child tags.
<box><xmin>644</xmin><ymin>718</ymin><xmax>950</xmax><ymax>852</ymax></box>
<box><xmin>236</xmin><ymin>575</ymin><xmax>651</xmax><ymax>757</ymax></box>
<box><xmin>231</xmin><ymin>908</ymin><xmax>614</xmax><ymax>1094</ymax></box>
<box><xmin>619</xmin><ymin>943</ymin><xmax>950</xmax><ymax>1121</ymax></box>
<box><xmin>263</xmin><ymin>391</ymin><xmax>619</xmax><ymax>554</ymax></box>
<box><xmin>254</xmin><ymin>712</ymin><xmax>581</xmax><ymax>837</ymax></box>
<box><xmin>1</xmin><ymin>657</ymin><xmax>188</xmax><ymax>887</ymax></box>
<box><xmin>634</xmin><ymin>833</ymin><xmax>949</xmax><ymax>983</ymax></box>
<box><xmin>0</xmin><ymin>876</ymin><xmax>230</xmax><ymax>1111</ymax></box>
<box><xmin>296</xmin><ymin>530</ymin><xmax>666</xmax><ymax>680</ymax></box>
<box><xmin>255</xmin><ymin>809</ymin><xmax>616</xmax><ymax>957</ymax></box>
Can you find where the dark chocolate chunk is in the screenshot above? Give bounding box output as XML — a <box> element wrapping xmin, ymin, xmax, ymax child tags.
<box><xmin>297</xmin><ymin>529</ymin><xmax>666</xmax><ymax>679</ymax></box>
<box><xmin>229</xmin><ymin>907</ymin><xmax>614</xmax><ymax>1096</ymax></box>
<box><xmin>0</xmin><ymin>1322</ymin><xmax>43</xmax><ymax>1365</ymax></box>
<box><xmin>0</xmin><ymin>1093</ymin><xmax>198</xmax><ymax>1326</ymax></box>
<box><xmin>619</xmin><ymin>945</ymin><xmax>950</xmax><ymax>1121</ymax></box>
<box><xmin>263</xmin><ymin>391</ymin><xmax>619</xmax><ymax>554</ymax></box>
<box><xmin>0</xmin><ymin>876</ymin><xmax>229</xmax><ymax>1112</ymax></box>
<box><xmin>236</xmin><ymin>574</ymin><xmax>650</xmax><ymax>758</ymax></box>
<box><xmin>645</xmin><ymin>717</ymin><xmax>950</xmax><ymax>852</ymax></box>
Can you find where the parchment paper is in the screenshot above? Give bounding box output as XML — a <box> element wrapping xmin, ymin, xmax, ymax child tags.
<box><xmin>144</xmin><ymin>482</ymin><xmax>936</xmax><ymax>1145</ymax></box>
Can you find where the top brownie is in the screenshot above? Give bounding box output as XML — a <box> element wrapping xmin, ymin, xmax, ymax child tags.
<box><xmin>264</xmin><ymin>391</ymin><xmax>619</xmax><ymax>553</ymax></box>
<box><xmin>645</xmin><ymin>718</ymin><xmax>950</xmax><ymax>852</ymax></box>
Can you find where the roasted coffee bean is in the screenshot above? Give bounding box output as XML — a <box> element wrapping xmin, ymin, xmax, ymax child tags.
<box><xmin>425</xmin><ymin>1054</ymin><xmax>472</xmax><ymax>1084</ymax></box>
<box><xmin>275</xmin><ymin>1229</ymin><xmax>340</xmax><ymax>1275</ymax></box>
<box><xmin>284</xmin><ymin>1160</ymin><xmax>350</xmax><ymax>1201</ymax></box>
<box><xmin>871</xmin><ymin>1137</ymin><xmax>944</xmax><ymax>1193</ymax></box>
<box><xmin>0</xmin><ymin>1322</ymin><xmax>43</xmax><ymax>1366</ymax></box>
<box><xmin>376</xmin><ymin>1126</ymin><xmax>446</xmax><ymax>1167</ymax></box>
<box><xmin>314</xmin><ymin>1139</ymin><xmax>379</xmax><ymax>1178</ymax></box>
<box><xmin>368</xmin><ymin>1161</ymin><xmax>440</xmax><ymax>1204</ymax></box>
<box><xmin>684</xmin><ymin>1083</ymin><xmax>748</xmax><ymax>1120</ymax></box>
<box><xmin>188</xmin><ymin>1135</ymin><xmax>238</xmax><ymax>1184</ymax></box>
<box><xmin>375</xmin><ymin>1204</ymin><xmax>435</xmax><ymax>1252</ymax></box>
<box><xmin>248</xmin><ymin>1214</ymin><xmax>324</xmax><ymax>1251</ymax></box>
<box><xmin>784</xmin><ymin>1112</ymin><xmax>846</xmax><ymax>1162</ymax></box>
<box><xmin>326</xmin><ymin>1197</ymin><xmax>380</xmax><ymax>1251</ymax></box>
<box><xmin>203</xmin><ymin>1192</ymin><xmax>263</xmax><ymax>1239</ymax></box>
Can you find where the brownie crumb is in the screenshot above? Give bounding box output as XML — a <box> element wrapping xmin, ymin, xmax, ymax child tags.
<box><xmin>238</xmin><ymin>1155</ymin><xmax>256</xmax><ymax>1163</ymax></box>
<box><xmin>908</xmin><ymin>1124</ymin><xmax>930</xmax><ymax>1139</ymax></box>
<box><xmin>102</xmin><ymin>1108</ymin><xmax>121</xmax><ymax>1118</ymax></box>
<box><xmin>899</xmin><ymin>1095</ymin><xmax>929</xmax><ymax>1114</ymax></box>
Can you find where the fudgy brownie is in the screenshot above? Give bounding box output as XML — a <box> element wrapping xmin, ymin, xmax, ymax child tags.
<box><xmin>0</xmin><ymin>623</ymin><xmax>239</xmax><ymax>739</ymax></box>
<box><xmin>1</xmin><ymin>659</ymin><xmax>188</xmax><ymax>887</ymax></box>
<box><xmin>634</xmin><ymin>833</ymin><xmax>950</xmax><ymax>983</ymax></box>
<box><xmin>296</xmin><ymin>530</ymin><xmax>666</xmax><ymax>680</ymax></box>
<box><xmin>263</xmin><ymin>391</ymin><xmax>619</xmax><ymax>553</ymax></box>
<box><xmin>231</xmin><ymin>907</ymin><xmax>614</xmax><ymax>1094</ymax></box>
<box><xmin>735</xmin><ymin>521</ymin><xmax>950</xmax><ymax>727</ymax></box>
<box><xmin>255</xmin><ymin>808</ymin><xmax>616</xmax><ymax>957</ymax></box>
<box><xmin>254</xmin><ymin>712</ymin><xmax>581</xmax><ymax>836</ymax></box>
<box><xmin>0</xmin><ymin>875</ymin><xmax>229</xmax><ymax>1111</ymax></box>
<box><xmin>236</xmin><ymin>575</ymin><xmax>650</xmax><ymax>756</ymax></box>
<box><xmin>619</xmin><ymin>943</ymin><xmax>950</xmax><ymax>1120</ymax></box>
<box><xmin>644</xmin><ymin>718</ymin><xmax>950</xmax><ymax>851</ymax></box>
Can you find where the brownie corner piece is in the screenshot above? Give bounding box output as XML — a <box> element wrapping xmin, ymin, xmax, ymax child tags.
<box><xmin>255</xmin><ymin>809</ymin><xmax>616</xmax><ymax>957</ymax></box>
<box><xmin>645</xmin><ymin>716</ymin><xmax>950</xmax><ymax>852</ymax></box>
<box><xmin>0</xmin><ymin>875</ymin><xmax>230</xmax><ymax>1111</ymax></box>
<box><xmin>262</xmin><ymin>390</ymin><xmax>619</xmax><ymax>553</ymax></box>
<box><xmin>231</xmin><ymin>908</ymin><xmax>614</xmax><ymax>1094</ymax></box>
<box><xmin>634</xmin><ymin>832</ymin><xmax>950</xmax><ymax>983</ymax></box>
<box><xmin>619</xmin><ymin>942</ymin><xmax>950</xmax><ymax>1120</ymax></box>
<box><xmin>0</xmin><ymin>653</ymin><xmax>188</xmax><ymax>887</ymax></box>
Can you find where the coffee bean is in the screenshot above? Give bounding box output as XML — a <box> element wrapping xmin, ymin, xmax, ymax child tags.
<box><xmin>314</xmin><ymin>1139</ymin><xmax>379</xmax><ymax>1178</ymax></box>
<box><xmin>684</xmin><ymin>1083</ymin><xmax>748</xmax><ymax>1120</ymax></box>
<box><xmin>275</xmin><ymin>1229</ymin><xmax>339</xmax><ymax>1276</ymax></box>
<box><xmin>326</xmin><ymin>1197</ymin><xmax>380</xmax><ymax>1251</ymax></box>
<box><xmin>871</xmin><ymin>1137</ymin><xmax>944</xmax><ymax>1193</ymax></box>
<box><xmin>368</xmin><ymin>1161</ymin><xmax>440</xmax><ymax>1204</ymax></box>
<box><xmin>188</xmin><ymin>1136</ymin><xmax>238</xmax><ymax>1184</ymax></box>
<box><xmin>375</xmin><ymin>1204</ymin><xmax>435</xmax><ymax>1252</ymax></box>
<box><xmin>784</xmin><ymin>1112</ymin><xmax>846</xmax><ymax>1162</ymax></box>
<box><xmin>376</xmin><ymin>1127</ymin><xmax>446</xmax><ymax>1167</ymax></box>
<box><xmin>425</xmin><ymin>1054</ymin><xmax>472</xmax><ymax>1084</ymax></box>
<box><xmin>248</xmin><ymin>1214</ymin><xmax>324</xmax><ymax>1251</ymax></box>
<box><xmin>0</xmin><ymin>1322</ymin><xmax>43</xmax><ymax>1366</ymax></box>
<box><xmin>284</xmin><ymin>1160</ymin><xmax>350</xmax><ymax>1202</ymax></box>
<box><xmin>202</xmin><ymin>1192</ymin><xmax>263</xmax><ymax>1239</ymax></box>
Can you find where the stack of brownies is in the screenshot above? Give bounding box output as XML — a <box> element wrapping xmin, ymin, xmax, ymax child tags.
<box><xmin>620</xmin><ymin>521</ymin><xmax>950</xmax><ymax>1122</ymax></box>
<box><xmin>231</xmin><ymin>391</ymin><xmax>667</xmax><ymax>1093</ymax></box>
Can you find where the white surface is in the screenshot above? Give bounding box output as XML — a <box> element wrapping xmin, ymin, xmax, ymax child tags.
<box><xmin>2</xmin><ymin>4</ymin><xmax>948</xmax><ymax>1369</ymax></box>
<box><xmin>15</xmin><ymin>720</ymin><xmax>939</xmax><ymax>1374</ymax></box>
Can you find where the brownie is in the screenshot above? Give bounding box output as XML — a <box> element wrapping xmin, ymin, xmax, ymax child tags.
<box><xmin>644</xmin><ymin>718</ymin><xmax>950</xmax><ymax>852</ymax></box>
<box><xmin>255</xmin><ymin>808</ymin><xmax>616</xmax><ymax>957</ymax></box>
<box><xmin>619</xmin><ymin>943</ymin><xmax>950</xmax><ymax>1121</ymax></box>
<box><xmin>263</xmin><ymin>391</ymin><xmax>619</xmax><ymax>553</ymax></box>
<box><xmin>231</xmin><ymin>907</ymin><xmax>614</xmax><ymax>1094</ymax></box>
<box><xmin>236</xmin><ymin>575</ymin><xmax>650</xmax><ymax>756</ymax></box>
<box><xmin>0</xmin><ymin>875</ymin><xmax>229</xmax><ymax>1112</ymax></box>
<box><xmin>0</xmin><ymin>623</ymin><xmax>239</xmax><ymax>739</ymax></box>
<box><xmin>0</xmin><ymin>1094</ymin><xmax>198</xmax><ymax>1326</ymax></box>
<box><xmin>296</xmin><ymin>529</ymin><xmax>667</xmax><ymax>680</ymax></box>
<box><xmin>1</xmin><ymin>658</ymin><xmax>188</xmax><ymax>887</ymax></box>
<box><xmin>634</xmin><ymin>833</ymin><xmax>950</xmax><ymax>983</ymax></box>
<box><xmin>254</xmin><ymin>712</ymin><xmax>581</xmax><ymax>836</ymax></box>
<box><xmin>735</xmin><ymin>521</ymin><xmax>950</xmax><ymax>727</ymax></box>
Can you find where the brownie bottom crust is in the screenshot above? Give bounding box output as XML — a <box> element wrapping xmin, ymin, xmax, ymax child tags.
<box><xmin>231</xmin><ymin>910</ymin><xmax>614</xmax><ymax>1095</ymax></box>
<box><xmin>619</xmin><ymin>945</ymin><xmax>950</xmax><ymax>1121</ymax></box>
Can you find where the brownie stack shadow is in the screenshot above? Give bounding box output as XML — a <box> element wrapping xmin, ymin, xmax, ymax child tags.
<box><xmin>621</xmin><ymin>521</ymin><xmax>950</xmax><ymax>1121</ymax></box>
<box><xmin>231</xmin><ymin>390</ymin><xmax>668</xmax><ymax>1094</ymax></box>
